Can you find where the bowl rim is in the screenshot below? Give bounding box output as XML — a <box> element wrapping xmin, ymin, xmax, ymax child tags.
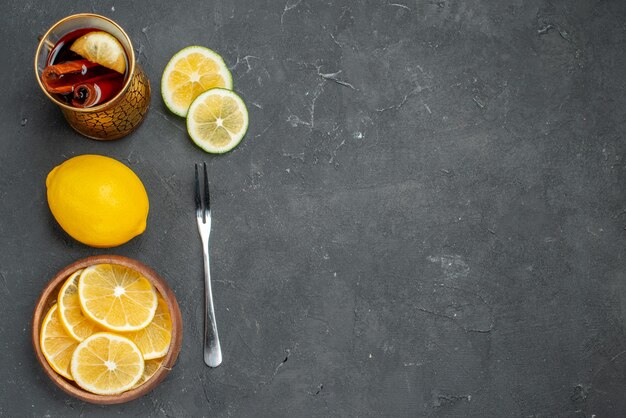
<box><xmin>32</xmin><ymin>255</ymin><xmax>183</xmax><ymax>404</ymax></box>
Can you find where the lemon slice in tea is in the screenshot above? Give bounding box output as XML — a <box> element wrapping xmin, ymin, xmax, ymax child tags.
<box><xmin>71</xmin><ymin>332</ymin><xmax>144</xmax><ymax>395</ymax></box>
<box><xmin>70</xmin><ymin>31</ymin><xmax>127</xmax><ymax>74</ymax></box>
<box><xmin>186</xmin><ymin>88</ymin><xmax>249</xmax><ymax>153</ymax></box>
<box><xmin>58</xmin><ymin>270</ymin><xmax>101</xmax><ymax>341</ymax></box>
<box><xmin>40</xmin><ymin>304</ymin><xmax>78</xmax><ymax>380</ymax></box>
<box><xmin>161</xmin><ymin>46</ymin><xmax>233</xmax><ymax>117</ymax></box>
<box><xmin>78</xmin><ymin>264</ymin><xmax>157</xmax><ymax>332</ymax></box>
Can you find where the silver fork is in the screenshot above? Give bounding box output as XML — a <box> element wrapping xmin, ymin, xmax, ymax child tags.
<box><xmin>195</xmin><ymin>163</ymin><xmax>222</xmax><ymax>367</ymax></box>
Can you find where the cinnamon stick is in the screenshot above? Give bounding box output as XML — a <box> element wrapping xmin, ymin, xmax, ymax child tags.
<box><xmin>71</xmin><ymin>73</ymin><xmax>125</xmax><ymax>108</ymax></box>
<box><xmin>41</xmin><ymin>60</ymin><xmax>101</xmax><ymax>94</ymax></box>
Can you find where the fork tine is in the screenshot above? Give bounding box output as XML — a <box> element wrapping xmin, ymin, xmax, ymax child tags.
<box><xmin>194</xmin><ymin>163</ymin><xmax>201</xmax><ymax>211</ymax></box>
<box><xmin>203</xmin><ymin>162</ymin><xmax>210</xmax><ymax>212</ymax></box>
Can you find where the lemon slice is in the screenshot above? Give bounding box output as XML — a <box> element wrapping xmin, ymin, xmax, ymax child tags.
<box><xmin>186</xmin><ymin>88</ymin><xmax>249</xmax><ymax>153</ymax></box>
<box><xmin>161</xmin><ymin>46</ymin><xmax>233</xmax><ymax>117</ymax></box>
<box><xmin>78</xmin><ymin>264</ymin><xmax>157</xmax><ymax>332</ymax></box>
<box><xmin>40</xmin><ymin>304</ymin><xmax>78</xmax><ymax>380</ymax></box>
<box><xmin>71</xmin><ymin>332</ymin><xmax>144</xmax><ymax>395</ymax></box>
<box><xmin>70</xmin><ymin>31</ymin><xmax>127</xmax><ymax>74</ymax></box>
<box><xmin>132</xmin><ymin>357</ymin><xmax>164</xmax><ymax>389</ymax></box>
<box><xmin>125</xmin><ymin>296</ymin><xmax>172</xmax><ymax>359</ymax></box>
<box><xmin>58</xmin><ymin>270</ymin><xmax>101</xmax><ymax>341</ymax></box>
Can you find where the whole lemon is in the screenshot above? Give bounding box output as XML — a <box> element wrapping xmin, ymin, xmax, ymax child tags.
<box><xmin>46</xmin><ymin>155</ymin><xmax>149</xmax><ymax>248</ymax></box>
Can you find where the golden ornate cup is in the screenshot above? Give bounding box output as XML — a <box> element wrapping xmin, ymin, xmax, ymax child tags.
<box><xmin>35</xmin><ymin>14</ymin><xmax>150</xmax><ymax>140</ymax></box>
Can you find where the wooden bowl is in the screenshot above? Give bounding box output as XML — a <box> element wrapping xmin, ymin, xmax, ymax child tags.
<box><xmin>32</xmin><ymin>255</ymin><xmax>183</xmax><ymax>404</ymax></box>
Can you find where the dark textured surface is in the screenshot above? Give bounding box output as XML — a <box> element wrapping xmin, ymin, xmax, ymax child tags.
<box><xmin>1</xmin><ymin>0</ymin><xmax>625</xmax><ymax>416</ymax></box>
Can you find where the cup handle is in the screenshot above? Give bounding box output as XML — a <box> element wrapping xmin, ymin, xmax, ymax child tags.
<box><xmin>38</xmin><ymin>35</ymin><xmax>55</xmax><ymax>50</ymax></box>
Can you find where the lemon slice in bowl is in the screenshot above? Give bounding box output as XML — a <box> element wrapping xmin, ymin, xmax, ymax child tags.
<box><xmin>70</xmin><ymin>31</ymin><xmax>127</xmax><ymax>74</ymax></box>
<box><xmin>161</xmin><ymin>46</ymin><xmax>233</xmax><ymax>117</ymax></box>
<box><xmin>40</xmin><ymin>304</ymin><xmax>78</xmax><ymax>380</ymax></box>
<box><xmin>71</xmin><ymin>332</ymin><xmax>144</xmax><ymax>395</ymax></box>
<box><xmin>132</xmin><ymin>357</ymin><xmax>164</xmax><ymax>389</ymax></box>
<box><xmin>186</xmin><ymin>88</ymin><xmax>249</xmax><ymax>153</ymax></box>
<box><xmin>125</xmin><ymin>296</ymin><xmax>172</xmax><ymax>360</ymax></box>
<box><xmin>78</xmin><ymin>264</ymin><xmax>157</xmax><ymax>332</ymax></box>
<box><xmin>58</xmin><ymin>270</ymin><xmax>101</xmax><ymax>341</ymax></box>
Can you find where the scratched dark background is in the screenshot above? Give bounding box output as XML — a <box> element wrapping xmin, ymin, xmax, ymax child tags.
<box><xmin>1</xmin><ymin>0</ymin><xmax>625</xmax><ymax>416</ymax></box>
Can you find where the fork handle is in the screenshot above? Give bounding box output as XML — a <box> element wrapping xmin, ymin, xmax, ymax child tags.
<box><xmin>202</xmin><ymin>243</ymin><xmax>222</xmax><ymax>367</ymax></box>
